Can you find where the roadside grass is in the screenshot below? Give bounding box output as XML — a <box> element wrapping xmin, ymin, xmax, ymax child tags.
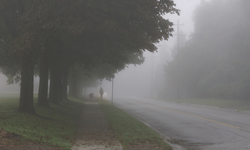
<box><xmin>167</xmin><ymin>98</ymin><xmax>250</xmax><ymax>111</ymax></box>
<box><xmin>0</xmin><ymin>93</ymin><xmax>84</xmax><ymax>150</ymax></box>
<box><xmin>99</xmin><ymin>100</ymin><xmax>172</xmax><ymax>150</ymax></box>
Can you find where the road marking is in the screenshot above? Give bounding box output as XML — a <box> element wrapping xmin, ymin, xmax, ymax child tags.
<box><xmin>137</xmin><ymin>101</ymin><xmax>240</xmax><ymax>129</ymax></box>
<box><xmin>163</xmin><ymin>107</ymin><xmax>239</xmax><ymax>129</ymax></box>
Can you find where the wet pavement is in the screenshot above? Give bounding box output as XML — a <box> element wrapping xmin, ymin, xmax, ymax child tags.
<box><xmin>70</xmin><ymin>102</ymin><xmax>122</xmax><ymax>150</ymax></box>
<box><xmin>114</xmin><ymin>97</ymin><xmax>250</xmax><ymax>150</ymax></box>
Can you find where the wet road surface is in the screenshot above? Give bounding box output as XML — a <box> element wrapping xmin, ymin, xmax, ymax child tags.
<box><xmin>113</xmin><ymin>98</ymin><xmax>250</xmax><ymax>150</ymax></box>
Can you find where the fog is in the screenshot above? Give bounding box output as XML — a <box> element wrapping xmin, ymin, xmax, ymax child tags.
<box><xmin>86</xmin><ymin>0</ymin><xmax>250</xmax><ymax>102</ymax></box>
<box><xmin>0</xmin><ymin>74</ymin><xmax>19</xmax><ymax>93</ymax></box>
<box><xmin>86</xmin><ymin>0</ymin><xmax>203</xmax><ymax>99</ymax></box>
<box><xmin>1</xmin><ymin>0</ymin><xmax>249</xmax><ymax>102</ymax></box>
<box><xmin>0</xmin><ymin>74</ymin><xmax>40</xmax><ymax>94</ymax></box>
<box><xmin>0</xmin><ymin>0</ymin><xmax>205</xmax><ymax>98</ymax></box>
<box><xmin>1</xmin><ymin>1</ymin><xmax>249</xmax><ymax>149</ymax></box>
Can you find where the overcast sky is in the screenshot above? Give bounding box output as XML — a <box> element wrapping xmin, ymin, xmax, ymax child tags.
<box><xmin>95</xmin><ymin>0</ymin><xmax>203</xmax><ymax>99</ymax></box>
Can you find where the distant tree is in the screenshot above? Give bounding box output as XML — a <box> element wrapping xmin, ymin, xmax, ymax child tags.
<box><xmin>164</xmin><ymin>0</ymin><xmax>250</xmax><ymax>100</ymax></box>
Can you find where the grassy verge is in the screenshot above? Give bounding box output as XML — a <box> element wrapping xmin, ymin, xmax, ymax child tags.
<box><xmin>0</xmin><ymin>93</ymin><xmax>84</xmax><ymax>150</ymax></box>
<box><xmin>99</xmin><ymin>100</ymin><xmax>172</xmax><ymax>150</ymax></box>
<box><xmin>167</xmin><ymin>98</ymin><xmax>250</xmax><ymax>111</ymax></box>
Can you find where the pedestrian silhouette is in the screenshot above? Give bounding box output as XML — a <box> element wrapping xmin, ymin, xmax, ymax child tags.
<box><xmin>99</xmin><ymin>88</ymin><xmax>104</xmax><ymax>98</ymax></box>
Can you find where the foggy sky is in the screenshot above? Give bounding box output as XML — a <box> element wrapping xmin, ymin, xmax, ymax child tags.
<box><xmin>91</xmin><ymin>0</ymin><xmax>203</xmax><ymax>100</ymax></box>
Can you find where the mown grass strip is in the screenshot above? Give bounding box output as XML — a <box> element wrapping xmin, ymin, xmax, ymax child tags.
<box><xmin>0</xmin><ymin>93</ymin><xmax>84</xmax><ymax>150</ymax></box>
<box><xmin>99</xmin><ymin>100</ymin><xmax>172</xmax><ymax>150</ymax></box>
<box><xmin>167</xmin><ymin>98</ymin><xmax>250</xmax><ymax>111</ymax></box>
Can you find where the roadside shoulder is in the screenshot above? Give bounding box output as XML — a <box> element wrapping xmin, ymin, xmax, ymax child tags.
<box><xmin>99</xmin><ymin>99</ymin><xmax>181</xmax><ymax>150</ymax></box>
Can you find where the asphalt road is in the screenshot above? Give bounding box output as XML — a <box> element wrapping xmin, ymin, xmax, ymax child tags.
<box><xmin>113</xmin><ymin>97</ymin><xmax>250</xmax><ymax>150</ymax></box>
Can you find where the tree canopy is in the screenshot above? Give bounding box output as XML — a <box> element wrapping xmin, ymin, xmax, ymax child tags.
<box><xmin>0</xmin><ymin>0</ymin><xmax>179</xmax><ymax>113</ymax></box>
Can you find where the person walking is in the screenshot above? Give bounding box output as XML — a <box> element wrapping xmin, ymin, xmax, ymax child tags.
<box><xmin>99</xmin><ymin>88</ymin><xmax>104</xmax><ymax>98</ymax></box>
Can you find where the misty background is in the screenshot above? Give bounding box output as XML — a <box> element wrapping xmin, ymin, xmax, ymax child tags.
<box><xmin>86</xmin><ymin>0</ymin><xmax>203</xmax><ymax>99</ymax></box>
<box><xmin>1</xmin><ymin>0</ymin><xmax>250</xmax><ymax>102</ymax></box>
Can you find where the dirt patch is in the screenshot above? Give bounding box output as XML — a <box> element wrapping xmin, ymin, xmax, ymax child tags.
<box><xmin>0</xmin><ymin>128</ymin><xmax>63</xmax><ymax>150</ymax></box>
<box><xmin>125</xmin><ymin>141</ymin><xmax>169</xmax><ymax>150</ymax></box>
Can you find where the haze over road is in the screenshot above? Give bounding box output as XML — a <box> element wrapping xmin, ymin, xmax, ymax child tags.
<box><xmin>113</xmin><ymin>98</ymin><xmax>250</xmax><ymax>150</ymax></box>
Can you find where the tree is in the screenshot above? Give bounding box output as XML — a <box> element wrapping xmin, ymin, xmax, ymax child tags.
<box><xmin>164</xmin><ymin>0</ymin><xmax>250</xmax><ymax>100</ymax></box>
<box><xmin>0</xmin><ymin>0</ymin><xmax>179</xmax><ymax>113</ymax></box>
<box><xmin>0</xmin><ymin>0</ymin><xmax>82</xmax><ymax>113</ymax></box>
<box><xmin>39</xmin><ymin>0</ymin><xmax>180</xmax><ymax>102</ymax></box>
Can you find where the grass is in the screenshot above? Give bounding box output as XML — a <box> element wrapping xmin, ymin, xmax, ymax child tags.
<box><xmin>0</xmin><ymin>93</ymin><xmax>84</xmax><ymax>150</ymax></box>
<box><xmin>167</xmin><ymin>98</ymin><xmax>250</xmax><ymax>111</ymax></box>
<box><xmin>99</xmin><ymin>99</ymin><xmax>172</xmax><ymax>150</ymax></box>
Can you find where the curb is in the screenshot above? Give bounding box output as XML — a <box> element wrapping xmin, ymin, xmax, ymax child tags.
<box><xmin>114</xmin><ymin>104</ymin><xmax>187</xmax><ymax>150</ymax></box>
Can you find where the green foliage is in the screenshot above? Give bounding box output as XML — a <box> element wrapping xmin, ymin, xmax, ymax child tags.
<box><xmin>99</xmin><ymin>100</ymin><xmax>172</xmax><ymax>150</ymax></box>
<box><xmin>0</xmin><ymin>0</ymin><xmax>179</xmax><ymax>113</ymax></box>
<box><xmin>0</xmin><ymin>0</ymin><xmax>179</xmax><ymax>79</ymax></box>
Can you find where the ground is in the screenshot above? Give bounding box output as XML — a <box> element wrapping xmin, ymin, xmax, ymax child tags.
<box><xmin>0</xmin><ymin>99</ymin><xmax>171</xmax><ymax>150</ymax></box>
<box><xmin>0</xmin><ymin>128</ymin><xmax>63</xmax><ymax>150</ymax></box>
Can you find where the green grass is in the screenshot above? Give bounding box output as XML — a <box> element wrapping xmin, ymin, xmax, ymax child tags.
<box><xmin>99</xmin><ymin>100</ymin><xmax>172</xmax><ymax>150</ymax></box>
<box><xmin>167</xmin><ymin>98</ymin><xmax>250</xmax><ymax>111</ymax></box>
<box><xmin>0</xmin><ymin>93</ymin><xmax>84</xmax><ymax>150</ymax></box>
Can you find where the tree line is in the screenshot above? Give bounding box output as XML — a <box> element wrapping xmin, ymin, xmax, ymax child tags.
<box><xmin>0</xmin><ymin>0</ymin><xmax>179</xmax><ymax>114</ymax></box>
<box><xmin>164</xmin><ymin>0</ymin><xmax>250</xmax><ymax>100</ymax></box>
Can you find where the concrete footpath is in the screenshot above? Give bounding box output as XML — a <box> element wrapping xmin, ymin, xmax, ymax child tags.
<box><xmin>70</xmin><ymin>101</ymin><xmax>123</xmax><ymax>150</ymax></box>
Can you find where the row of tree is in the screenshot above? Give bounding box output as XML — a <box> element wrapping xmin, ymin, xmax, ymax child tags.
<box><xmin>163</xmin><ymin>0</ymin><xmax>250</xmax><ymax>100</ymax></box>
<box><xmin>0</xmin><ymin>0</ymin><xmax>179</xmax><ymax>114</ymax></box>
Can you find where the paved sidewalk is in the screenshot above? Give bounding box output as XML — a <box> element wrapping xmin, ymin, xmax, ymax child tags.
<box><xmin>70</xmin><ymin>101</ymin><xmax>123</xmax><ymax>150</ymax></box>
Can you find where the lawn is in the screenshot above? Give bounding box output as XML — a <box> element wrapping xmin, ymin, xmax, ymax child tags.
<box><xmin>167</xmin><ymin>98</ymin><xmax>250</xmax><ymax>111</ymax></box>
<box><xmin>0</xmin><ymin>93</ymin><xmax>84</xmax><ymax>150</ymax></box>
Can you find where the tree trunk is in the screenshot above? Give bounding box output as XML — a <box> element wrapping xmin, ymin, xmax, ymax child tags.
<box><xmin>49</xmin><ymin>65</ymin><xmax>62</xmax><ymax>104</ymax></box>
<box><xmin>77</xmin><ymin>84</ymin><xmax>83</xmax><ymax>97</ymax></box>
<box><xmin>84</xmin><ymin>87</ymin><xmax>87</xmax><ymax>97</ymax></box>
<box><xmin>69</xmin><ymin>76</ymin><xmax>78</xmax><ymax>97</ymax></box>
<box><xmin>19</xmin><ymin>54</ymin><xmax>36</xmax><ymax>114</ymax></box>
<box><xmin>58</xmin><ymin>72</ymin><xmax>63</xmax><ymax>102</ymax></box>
<box><xmin>37</xmin><ymin>52</ymin><xmax>49</xmax><ymax>107</ymax></box>
<box><xmin>62</xmin><ymin>66</ymin><xmax>70</xmax><ymax>100</ymax></box>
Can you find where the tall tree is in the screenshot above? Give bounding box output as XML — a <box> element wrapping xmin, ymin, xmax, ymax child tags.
<box><xmin>0</xmin><ymin>0</ymin><xmax>179</xmax><ymax>113</ymax></box>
